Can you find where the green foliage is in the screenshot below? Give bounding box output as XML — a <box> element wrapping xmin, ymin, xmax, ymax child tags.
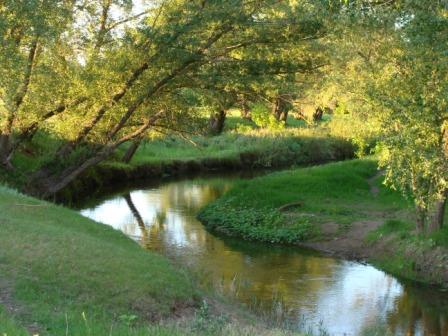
<box><xmin>199</xmin><ymin>202</ymin><xmax>316</xmax><ymax>244</ymax></box>
<box><xmin>250</xmin><ymin>103</ymin><xmax>284</xmax><ymax>130</ymax></box>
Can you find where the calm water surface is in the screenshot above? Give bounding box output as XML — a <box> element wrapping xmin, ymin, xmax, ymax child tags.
<box><xmin>78</xmin><ymin>175</ymin><xmax>448</xmax><ymax>336</ymax></box>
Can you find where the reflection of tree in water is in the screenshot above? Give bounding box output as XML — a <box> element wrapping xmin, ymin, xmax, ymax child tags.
<box><xmin>385</xmin><ymin>285</ymin><xmax>448</xmax><ymax>336</ymax></box>
<box><xmin>120</xmin><ymin>181</ymin><xmax>448</xmax><ymax>336</ymax></box>
<box><xmin>158</xmin><ymin>181</ymin><xmax>231</xmax><ymax>215</ymax></box>
<box><xmin>123</xmin><ymin>193</ymin><xmax>165</xmax><ymax>251</ymax></box>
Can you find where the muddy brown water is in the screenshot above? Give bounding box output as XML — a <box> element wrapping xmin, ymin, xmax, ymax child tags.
<box><xmin>78</xmin><ymin>175</ymin><xmax>448</xmax><ymax>336</ymax></box>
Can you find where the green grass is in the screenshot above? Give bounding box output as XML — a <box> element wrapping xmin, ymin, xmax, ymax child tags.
<box><xmin>366</xmin><ymin>218</ymin><xmax>448</xmax><ymax>286</ymax></box>
<box><xmin>122</xmin><ymin>129</ymin><xmax>354</xmax><ymax>168</ymax></box>
<box><xmin>366</xmin><ymin>220</ymin><xmax>413</xmax><ymax>242</ymax></box>
<box><xmin>0</xmin><ymin>185</ymin><xmax>306</xmax><ymax>335</ymax></box>
<box><xmin>0</xmin><ymin>307</ymin><xmax>28</xmax><ymax>336</ymax></box>
<box><xmin>0</xmin><ymin>185</ymin><xmax>197</xmax><ymax>335</ymax></box>
<box><xmin>198</xmin><ymin>158</ymin><xmax>409</xmax><ymax>244</ymax></box>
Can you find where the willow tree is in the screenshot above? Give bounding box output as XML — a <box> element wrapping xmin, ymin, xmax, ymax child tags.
<box><xmin>0</xmin><ymin>0</ymin><xmax>333</xmax><ymax>196</ymax></box>
<box><xmin>0</xmin><ymin>0</ymin><xmax>77</xmax><ymax>168</ymax></box>
<box><xmin>372</xmin><ymin>0</ymin><xmax>448</xmax><ymax>233</ymax></box>
<box><xmin>334</xmin><ymin>0</ymin><xmax>448</xmax><ymax>232</ymax></box>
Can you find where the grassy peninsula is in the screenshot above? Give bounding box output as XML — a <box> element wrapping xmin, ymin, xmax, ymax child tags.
<box><xmin>198</xmin><ymin>159</ymin><xmax>448</xmax><ymax>287</ymax></box>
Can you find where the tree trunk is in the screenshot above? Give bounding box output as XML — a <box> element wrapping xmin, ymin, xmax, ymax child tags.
<box><xmin>416</xmin><ymin>205</ymin><xmax>426</xmax><ymax>234</ymax></box>
<box><xmin>272</xmin><ymin>95</ymin><xmax>290</xmax><ymax>122</ymax></box>
<box><xmin>56</xmin><ymin>62</ymin><xmax>150</xmax><ymax>157</ymax></box>
<box><xmin>122</xmin><ymin>138</ymin><xmax>142</xmax><ymax>163</ymax></box>
<box><xmin>0</xmin><ymin>135</ymin><xmax>13</xmax><ymax>170</ymax></box>
<box><xmin>313</xmin><ymin>107</ymin><xmax>324</xmax><ymax>121</ymax></box>
<box><xmin>272</xmin><ymin>97</ymin><xmax>283</xmax><ymax>121</ymax></box>
<box><xmin>0</xmin><ymin>37</ymin><xmax>39</xmax><ymax>169</ymax></box>
<box><xmin>279</xmin><ymin>110</ymin><xmax>288</xmax><ymax>122</ymax></box>
<box><xmin>429</xmin><ymin>191</ymin><xmax>447</xmax><ymax>233</ymax></box>
<box><xmin>240</xmin><ymin>99</ymin><xmax>251</xmax><ymax>120</ymax></box>
<box><xmin>29</xmin><ymin>112</ymin><xmax>163</xmax><ymax>197</ymax></box>
<box><xmin>209</xmin><ymin>110</ymin><xmax>226</xmax><ymax>135</ymax></box>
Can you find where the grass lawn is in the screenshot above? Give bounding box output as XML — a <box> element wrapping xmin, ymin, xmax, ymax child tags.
<box><xmin>0</xmin><ymin>185</ymin><xmax>197</xmax><ymax>335</ymax></box>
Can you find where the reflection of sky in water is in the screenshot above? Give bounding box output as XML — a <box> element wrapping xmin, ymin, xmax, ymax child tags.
<box><xmin>80</xmin><ymin>179</ymin><xmax>448</xmax><ymax>336</ymax></box>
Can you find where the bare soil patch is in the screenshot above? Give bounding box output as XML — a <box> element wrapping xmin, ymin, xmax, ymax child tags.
<box><xmin>302</xmin><ymin>219</ymin><xmax>384</xmax><ymax>260</ymax></box>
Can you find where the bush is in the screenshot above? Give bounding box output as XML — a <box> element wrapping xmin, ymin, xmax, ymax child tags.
<box><xmin>250</xmin><ymin>103</ymin><xmax>284</xmax><ymax>130</ymax></box>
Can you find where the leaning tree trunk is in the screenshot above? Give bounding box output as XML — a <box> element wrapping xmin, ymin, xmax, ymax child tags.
<box><xmin>209</xmin><ymin>110</ymin><xmax>226</xmax><ymax>135</ymax></box>
<box><xmin>429</xmin><ymin>191</ymin><xmax>447</xmax><ymax>233</ymax></box>
<box><xmin>122</xmin><ymin>138</ymin><xmax>142</xmax><ymax>163</ymax></box>
<box><xmin>0</xmin><ymin>38</ymin><xmax>39</xmax><ymax>169</ymax></box>
<box><xmin>28</xmin><ymin>113</ymin><xmax>163</xmax><ymax>197</ymax></box>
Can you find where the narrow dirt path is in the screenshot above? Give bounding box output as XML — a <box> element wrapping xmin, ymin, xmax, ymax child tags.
<box><xmin>367</xmin><ymin>170</ymin><xmax>385</xmax><ymax>197</ymax></box>
<box><xmin>0</xmin><ymin>278</ymin><xmax>40</xmax><ymax>335</ymax></box>
<box><xmin>302</xmin><ymin>219</ymin><xmax>384</xmax><ymax>260</ymax></box>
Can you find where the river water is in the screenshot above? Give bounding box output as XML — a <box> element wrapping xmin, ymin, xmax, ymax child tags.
<box><xmin>78</xmin><ymin>175</ymin><xmax>448</xmax><ymax>336</ymax></box>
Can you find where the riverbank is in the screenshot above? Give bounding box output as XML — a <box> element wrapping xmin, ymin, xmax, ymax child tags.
<box><xmin>0</xmin><ymin>185</ymin><xmax>301</xmax><ymax>336</ymax></box>
<box><xmin>4</xmin><ymin>128</ymin><xmax>354</xmax><ymax>202</ymax></box>
<box><xmin>197</xmin><ymin>159</ymin><xmax>448</xmax><ymax>287</ymax></box>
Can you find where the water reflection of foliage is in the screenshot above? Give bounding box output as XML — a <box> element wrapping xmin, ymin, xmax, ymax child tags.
<box><xmin>386</xmin><ymin>285</ymin><xmax>448</xmax><ymax>335</ymax></box>
<box><xmin>117</xmin><ymin>180</ymin><xmax>448</xmax><ymax>336</ymax></box>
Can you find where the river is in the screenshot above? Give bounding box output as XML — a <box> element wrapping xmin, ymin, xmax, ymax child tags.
<box><xmin>78</xmin><ymin>174</ymin><xmax>448</xmax><ymax>336</ymax></box>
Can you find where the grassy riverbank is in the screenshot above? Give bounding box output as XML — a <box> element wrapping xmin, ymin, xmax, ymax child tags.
<box><xmin>198</xmin><ymin>159</ymin><xmax>448</xmax><ymax>286</ymax></box>
<box><xmin>2</xmin><ymin>118</ymin><xmax>355</xmax><ymax>201</ymax></box>
<box><xmin>0</xmin><ymin>185</ymin><xmax>301</xmax><ymax>336</ymax></box>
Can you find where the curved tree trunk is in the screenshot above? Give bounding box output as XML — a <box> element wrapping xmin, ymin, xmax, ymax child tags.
<box><xmin>0</xmin><ymin>37</ymin><xmax>39</xmax><ymax>169</ymax></box>
<box><xmin>122</xmin><ymin>138</ymin><xmax>142</xmax><ymax>163</ymax></box>
<box><xmin>28</xmin><ymin>112</ymin><xmax>163</xmax><ymax>197</ymax></box>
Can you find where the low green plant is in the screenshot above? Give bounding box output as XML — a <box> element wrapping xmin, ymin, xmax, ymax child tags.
<box><xmin>198</xmin><ymin>159</ymin><xmax>414</xmax><ymax>246</ymax></box>
<box><xmin>250</xmin><ymin>103</ymin><xmax>285</xmax><ymax>130</ymax></box>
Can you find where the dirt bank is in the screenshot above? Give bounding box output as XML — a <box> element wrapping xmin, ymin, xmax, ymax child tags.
<box><xmin>301</xmin><ymin>219</ymin><xmax>448</xmax><ymax>288</ymax></box>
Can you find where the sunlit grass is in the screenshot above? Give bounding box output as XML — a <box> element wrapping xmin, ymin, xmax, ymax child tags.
<box><xmin>198</xmin><ymin>158</ymin><xmax>411</xmax><ymax>244</ymax></box>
